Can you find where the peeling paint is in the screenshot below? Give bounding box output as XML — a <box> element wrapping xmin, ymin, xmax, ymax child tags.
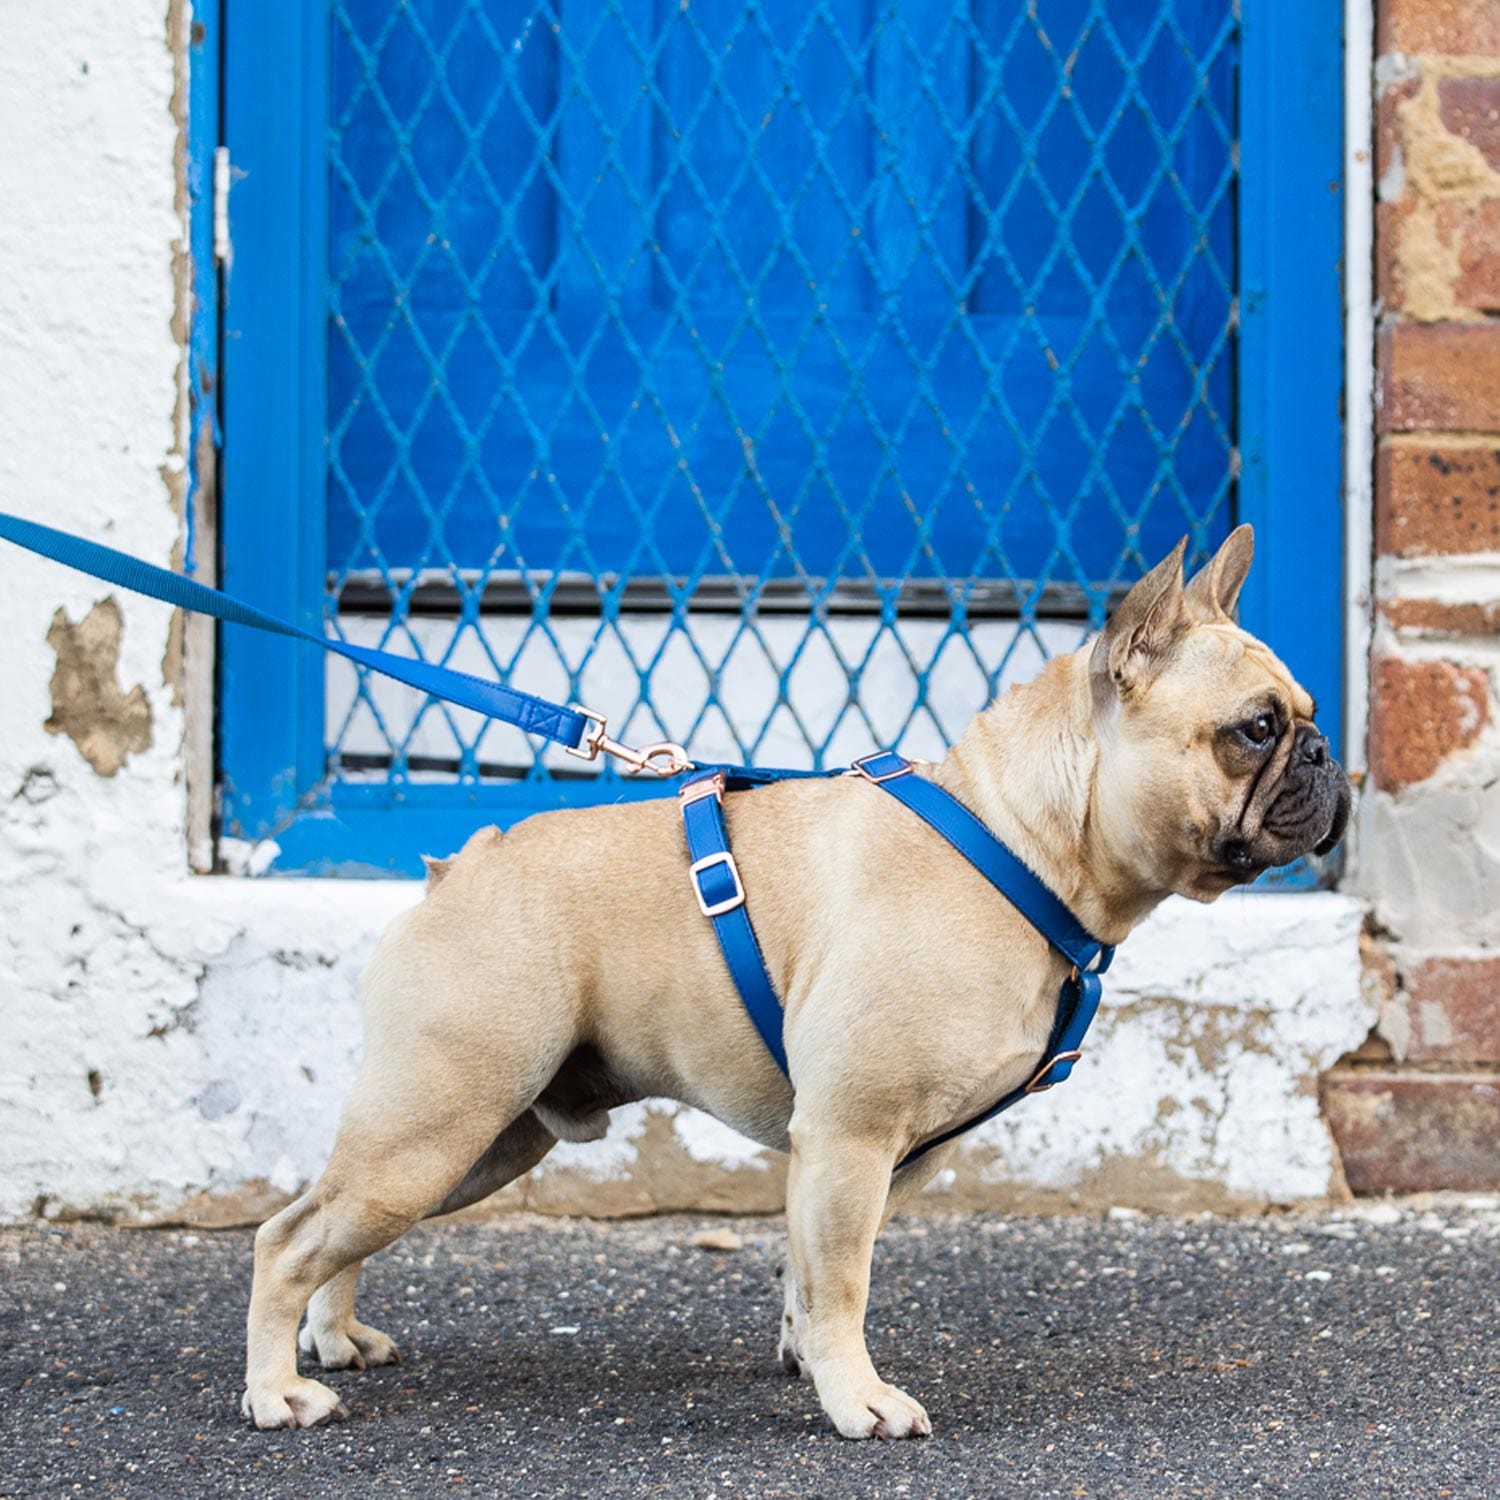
<box><xmin>1397</xmin><ymin>66</ymin><xmax>1500</xmax><ymax>197</ymax></box>
<box><xmin>44</xmin><ymin>599</ymin><xmax>153</xmax><ymax>777</ymax></box>
<box><xmin>13</xmin><ymin>767</ymin><xmax>59</xmax><ymax>806</ymax></box>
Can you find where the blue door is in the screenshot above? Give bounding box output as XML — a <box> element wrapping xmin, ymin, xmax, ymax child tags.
<box><xmin>217</xmin><ymin>1</ymin><xmax>1344</xmax><ymax>876</ymax></box>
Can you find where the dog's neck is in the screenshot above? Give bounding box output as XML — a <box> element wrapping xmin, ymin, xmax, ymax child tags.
<box><xmin>933</xmin><ymin>652</ymin><xmax>1168</xmax><ymax>946</ymax></box>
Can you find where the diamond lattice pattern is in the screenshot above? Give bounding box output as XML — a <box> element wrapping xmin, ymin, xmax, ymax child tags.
<box><xmin>326</xmin><ymin>0</ymin><xmax>1236</xmax><ymax>781</ymax></box>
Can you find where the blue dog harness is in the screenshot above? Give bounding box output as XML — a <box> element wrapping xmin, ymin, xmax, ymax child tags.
<box><xmin>678</xmin><ymin>753</ymin><xmax>1113</xmax><ymax>1171</ymax></box>
<box><xmin>0</xmin><ymin>510</ymin><xmax>1114</xmax><ymax>1171</ymax></box>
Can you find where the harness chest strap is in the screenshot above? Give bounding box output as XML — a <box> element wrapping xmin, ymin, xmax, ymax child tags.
<box><xmin>678</xmin><ymin>753</ymin><xmax>1115</xmax><ymax>1172</ymax></box>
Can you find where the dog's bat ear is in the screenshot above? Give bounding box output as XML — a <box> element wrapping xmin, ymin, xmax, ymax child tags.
<box><xmin>1092</xmin><ymin>537</ymin><xmax>1189</xmax><ymax>700</ymax></box>
<box><xmin>1184</xmin><ymin>524</ymin><xmax>1254</xmax><ymax>622</ymax></box>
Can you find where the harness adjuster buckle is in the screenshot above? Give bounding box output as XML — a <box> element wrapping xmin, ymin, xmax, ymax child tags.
<box><xmin>689</xmin><ymin>850</ymin><xmax>746</xmax><ymax>918</ymax></box>
<box><xmin>678</xmin><ymin>771</ymin><xmax>726</xmax><ymax>806</ymax></box>
<box><xmin>1025</xmin><ymin>1049</ymin><xmax>1083</xmax><ymax>1094</ymax></box>
<box><xmin>850</xmin><ymin>750</ymin><xmax>912</xmax><ymax>784</ymax></box>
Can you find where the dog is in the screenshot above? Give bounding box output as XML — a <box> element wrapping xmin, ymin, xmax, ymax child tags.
<box><xmin>241</xmin><ymin>526</ymin><xmax>1350</xmax><ymax>1438</ymax></box>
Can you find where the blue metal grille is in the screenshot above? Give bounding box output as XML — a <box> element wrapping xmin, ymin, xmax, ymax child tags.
<box><xmin>324</xmin><ymin>0</ymin><xmax>1235</xmax><ymax>783</ymax></box>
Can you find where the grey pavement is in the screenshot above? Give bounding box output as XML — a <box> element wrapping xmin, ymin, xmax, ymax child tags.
<box><xmin>1</xmin><ymin>1203</ymin><xmax>1497</xmax><ymax>1498</ymax></box>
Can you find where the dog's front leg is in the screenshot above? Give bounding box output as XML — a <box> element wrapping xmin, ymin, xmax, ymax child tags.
<box><xmin>785</xmin><ymin>1125</ymin><xmax>932</xmax><ymax>1440</ymax></box>
<box><xmin>779</xmin><ymin>1141</ymin><xmax>957</xmax><ymax>1382</ymax></box>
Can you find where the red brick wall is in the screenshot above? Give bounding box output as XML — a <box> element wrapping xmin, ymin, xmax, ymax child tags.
<box><xmin>1325</xmin><ymin>1</ymin><xmax>1500</xmax><ymax>1193</ymax></box>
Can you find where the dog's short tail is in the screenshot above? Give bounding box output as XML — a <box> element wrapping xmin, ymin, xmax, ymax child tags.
<box><xmin>421</xmin><ymin>825</ymin><xmax>504</xmax><ymax>887</ymax></box>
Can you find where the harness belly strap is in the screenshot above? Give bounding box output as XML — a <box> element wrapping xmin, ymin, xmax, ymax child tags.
<box><xmin>678</xmin><ymin>752</ymin><xmax>1115</xmax><ymax>1172</ymax></box>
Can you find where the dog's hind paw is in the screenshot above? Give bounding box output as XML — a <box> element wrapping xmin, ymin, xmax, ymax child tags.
<box><xmin>299</xmin><ymin>1317</ymin><xmax>402</xmax><ymax>1372</ymax></box>
<box><xmin>777</xmin><ymin>1315</ymin><xmax>811</xmax><ymax>1379</ymax></box>
<box><xmin>241</xmin><ymin>1376</ymin><xmax>348</xmax><ymax>1430</ymax></box>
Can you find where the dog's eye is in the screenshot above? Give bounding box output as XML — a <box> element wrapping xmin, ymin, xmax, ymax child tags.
<box><xmin>1243</xmin><ymin>714</ymin><xmax>1275</xmax><ymax>746</ymax></box>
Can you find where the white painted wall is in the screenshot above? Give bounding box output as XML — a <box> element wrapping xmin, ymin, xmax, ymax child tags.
<box><xmin>0</xmin><ymin>1</ymin><xmax>1372</xmax><ymax>1225</ymax></box>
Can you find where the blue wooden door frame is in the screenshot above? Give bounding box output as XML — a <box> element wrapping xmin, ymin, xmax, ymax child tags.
<box><xmin>217</xmin><ymin>1</ymin><xmax>1346</xmax><ymax>878</ymax></box>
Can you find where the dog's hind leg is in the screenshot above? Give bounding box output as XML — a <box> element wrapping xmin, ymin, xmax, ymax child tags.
<box><xmin>242</xmin><ymin>1090</ymin><xmax>512</xmax><ymax>1429</ymax></box>
<box><xmin>424</xmin><ymin>1108</ymin><xmax>559</xmax><ymax>1218</ymax></box>
<box><xmin>297</xmin><ymin>1112</ymin><xmax>558</xmax><ymax>1373</ymax></box>
<box><xmin>297</xmin><ymin>1264</ymin><xmax>398</xmax><ymax>1372</ymax></box>
<box><xmin>243</xmin><ymin>954</ymin><xmax>578</xmax><ymax>1431</ymax></box>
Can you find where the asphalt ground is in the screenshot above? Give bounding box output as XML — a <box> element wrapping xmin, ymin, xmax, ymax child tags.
<box><xmin>1</xmin><ymin>1201</ymin><xmax>1497</xmax><ymax>1499</ymax></box>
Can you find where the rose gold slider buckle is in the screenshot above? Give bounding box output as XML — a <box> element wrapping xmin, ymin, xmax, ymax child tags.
<box><xmin>689</xmin><ymin>850</ymin><xmax>746</xmax><ymax>917</ymax></box>
<box><xmin>678</xmin><ymin>771</ymin><xmax>726</xmax><ymax>807</ymax></box>
<box><xmin>1025</xmin><ymin>1049</ymin><xmax>1084</xmax><ymax>1094</ymax></box>
<box><xmin>849</xmin><ymin>751</ymin><xmax>912</xmax><ymax>784</ymax></box>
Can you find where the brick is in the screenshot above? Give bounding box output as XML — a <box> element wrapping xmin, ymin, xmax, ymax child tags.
<box><xmin>1447</xmin><ymin>198</ymin><xmax>1500</xmax><ymax>310</ymax></box>
<box><xmin>1381</xmin><ymin>597</ymin><xmax>1500</xmax><ymax>636</ymax></box>
<box><xmin>1343</xmin><ymin>1033</ymin><xmax>1396</xmax><ymax>1063</ymax></box>
<box><xmin>1375</xmin><ymin>201</ymin><xmax>1403</xmax><ymax>311</ymax></box>
<box><xmin>1379</xmin><ymin>0</ymin><xmax>1500</xmax><ymax>56</ymax></box>
<box><xmin>1438</xmin><ymin>77</ymin><xmax>1500</xmax><ymax>174</ymax></box>
<box><xmin>1323</xmin><ymin>1070</ymin><xmax>1500</xmax><ymax>1193</ymax></box>
<box><xmin>1378</xmin><ymin>323</ymin><xmax>1500</xmax><ymax>432</ymax></box>
<box><xmin>1402</xmin><ymin>954</ymin><xmax>1500</xmax><ymax>1061</ymax></box>
<box><xmin>1375</xmin><ymin>441</ymin><xmax>1500</xmax><ymax>555</ymax></box>
<box><xmin>1369</xmin><ymin>657</ymin><xmax>1490</xmax><ymax>791</ymax></box>
<box><xmin>1385</xmin><ymin>200</ymin><xmax>1500</xmax><ymax>317</ymax></box>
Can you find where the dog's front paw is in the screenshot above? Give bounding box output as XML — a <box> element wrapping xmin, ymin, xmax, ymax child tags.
<box><xmin>241</xmin><ymin>1375</ymin><xmax>349</xmax><ymax>1430</ymax></box>
<box><xmin>299</xmin><ymin>1316</ymin><xmax>402</xmax><ymax>1372</ymax></box>
<box><xmin>818</xmin><ymin>1376</ymin><xmax>931</xmax><ymax>1441</ymax></box>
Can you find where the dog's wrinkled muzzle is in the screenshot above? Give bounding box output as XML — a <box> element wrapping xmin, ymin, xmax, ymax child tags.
<box><xmin>1262</xmin><ymin>727</ymin><xmax>1351</xmax><ymax>861</ymax></box>
<box><xmin>1213</xmin><ymin>727</ymin><xmax>1352</xmax><ymax>877</ymax></box>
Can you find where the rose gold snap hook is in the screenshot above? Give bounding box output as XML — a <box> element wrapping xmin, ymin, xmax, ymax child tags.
<box><xmin>631</xmin><ymin>741</ymin><xmax>694</xmax><ymax>777</ymax></box>
<box><xmin>562</xmin><ymin>708</ymin><xmax>693</xmax><ymax>777</ymax></box>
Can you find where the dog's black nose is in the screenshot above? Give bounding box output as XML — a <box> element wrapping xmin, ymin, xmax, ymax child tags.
<box><xmin>1297</xmin><ymin>727</ymin><xmax>1329</xmax><ymax>768</ymax></box>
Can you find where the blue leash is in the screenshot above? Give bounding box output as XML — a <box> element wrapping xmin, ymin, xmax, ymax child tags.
<box><xmin>0</xmin><ymin>510</ymin><xmax>600</xmax><ymax>756</ymax></box>
<box><xmin>0</xmin><ymin>509</ymin><xmax>1113</xmax><ymax>1169</ymax></box>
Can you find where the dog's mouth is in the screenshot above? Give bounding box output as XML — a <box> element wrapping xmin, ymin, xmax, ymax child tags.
<box><xmin>1211</xmin><ymin>841</ymin><xmax>1268</xmax><ymax>882</ymax></box>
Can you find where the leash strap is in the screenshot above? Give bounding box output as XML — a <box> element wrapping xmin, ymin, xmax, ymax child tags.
<box><xmin>678</xmin><ymin>768</ymin><xmax>791</xmax><ymax>1077</ymax></box>
<box><xmin>0</xmin><ymin>510</ymin><xmax>597</xmax><ymax>754</ymax></box>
